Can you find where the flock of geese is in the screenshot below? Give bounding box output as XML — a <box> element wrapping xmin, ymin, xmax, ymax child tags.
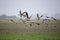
<box><xmin>19</xmin><ymin>10</ymin><xmax>57</xmax><ymax>21</ymax></box>
<box><xmin>10</xmin><ymin>10</ymin><xmax>57</xmax><ymax>26</ymax></box>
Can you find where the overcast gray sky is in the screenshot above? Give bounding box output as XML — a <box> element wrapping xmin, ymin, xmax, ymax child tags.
<box><xmin>0</xmin><ymin>0</ymin><xmax>60</xmax><ymax>19</ymax></box>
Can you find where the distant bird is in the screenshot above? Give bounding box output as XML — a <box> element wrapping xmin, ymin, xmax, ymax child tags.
<box><xmin>19</xmin><ymin>10</ymin><xmax>32</xmax><ymax>19</ymax></box>
<box><xmin>36</xmin><ymin>13</ymin><xmax>43</xmax><ymax>20</ymax></box>
<box><xmin>42</xmin><ymin>18</ymin><xmax>47</xmax><ymax>21</ymax></box>
<box><xmin>43</xmin><ymin>19</ymin><xmax>50</xmax><ymax>22</ymax></box>
<box><xmin>23</xmin><ymin>12</ymin><xmax>32</xmax><ymax>19</ymax></box>
<box><xmin>51</xmin><ymin>17</ymin><xmax>57</xmax><ymax>21</ymax></box>
<box><xmin>46</xmin><ymin>16</ymin><xmax>50</xmax><ymax>18</ymax></box>
<box><xmin>42</xmin><ymin>19</ymin><xmax>50</xmax><ymax>24</ymax></box>
<box><xmin>10</xmin><ymin>19</ymin><xmax>15</xmax><ymax>23</ymax></box>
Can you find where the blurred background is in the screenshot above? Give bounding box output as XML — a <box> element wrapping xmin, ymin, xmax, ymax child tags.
<box><xmin>0</xmin><ymin>0</ymin><xmax>60</xmax><ymax>19</ymax></box>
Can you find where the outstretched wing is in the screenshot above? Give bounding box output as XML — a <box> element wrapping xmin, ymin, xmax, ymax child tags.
<box><xmin>51</xmin><ymin>17</ymin><xmax>57</xmax><ymax>21</ymax></box>
<box><xmin>46</xmin><ymin>16</ymin><xmax>50</xmax><ymax>18</ymax></box>
<box><xmin>19</xmin><ymin>10</ymin><xmax>22</xmax><ymax>17</ymax></box>
<box><xmin>19</xmin><ymin>10</ymin><xmax>24</xmax><ymax>17</ymax></box>
<box><xmin>40</xmin><ymin>15</ymin><xmax>43</xmax><ymax>18</ymax></box>
<box><xmin>28</xmin><ymin>14</ymin><xmax>32</xmax><ymax>19</ymax></box>
<box><xmin>37</xmin><ymin>13</ymin><xmax>40</xmax><ymax>20</ymax></box>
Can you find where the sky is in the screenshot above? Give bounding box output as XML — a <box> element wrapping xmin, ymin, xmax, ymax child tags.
<box><xmin>0</xmin><ymin>0</ymin><xmax>60</xmax><ymax>19</ymax></box>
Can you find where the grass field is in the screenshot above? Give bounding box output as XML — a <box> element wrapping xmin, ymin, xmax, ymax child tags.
<box><xmin>0</xmin><ymin>33</ymin><xmax>60</xmax><ymax>40</ymax></box>
<box><xmin>0</xmin><ymin>20</ymin><xmax>60</xmax><ymax>40</ymax></box>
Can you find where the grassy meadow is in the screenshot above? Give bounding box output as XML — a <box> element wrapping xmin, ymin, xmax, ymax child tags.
<box><xmin>0</xmin><ymin>19</ymin><xmax>60</xmax><ymax>40</ymax></box>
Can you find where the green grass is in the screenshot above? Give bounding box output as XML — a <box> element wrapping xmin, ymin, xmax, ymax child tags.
<box><xmin>0</xmin><ymin>33</ymin><xmax>60</xmax><ymax>40</ymax></box>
